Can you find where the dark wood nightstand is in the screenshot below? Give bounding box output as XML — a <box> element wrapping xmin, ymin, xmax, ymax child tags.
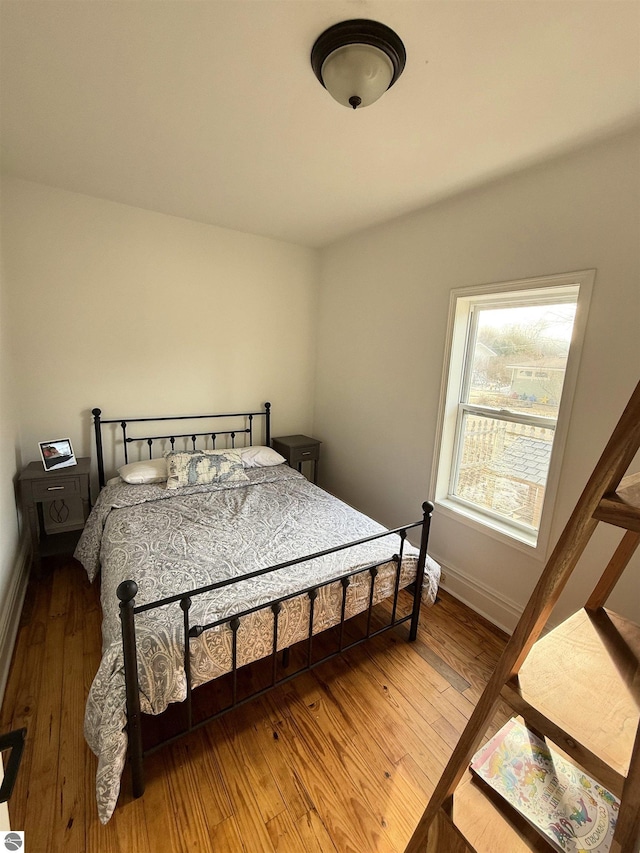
<box><xmin>19</xmin><ymin>457</ymin><xmax>91</xmax><ymax>574</ymax></box>
<box><xmin>271</xmin><ymin>435</ymin><xmax>321</xmax><ymax>484</ymax></box>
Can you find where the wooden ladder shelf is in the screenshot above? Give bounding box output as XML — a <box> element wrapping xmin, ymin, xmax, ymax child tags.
<box><xmin>406</xmin><ymin>380</ymin><xmax>640</xmax><ymax>853</ymax></box>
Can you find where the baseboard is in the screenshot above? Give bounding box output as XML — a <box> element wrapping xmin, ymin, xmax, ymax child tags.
<box><xmin>430</xmin><ymin>551</ymin><xmax>522</xmax><ymax>635</ymax></box>
<box><xmin>0</xmin><ymin>537</ymin><xmax>30</xmax><ymax>707</ymax></box>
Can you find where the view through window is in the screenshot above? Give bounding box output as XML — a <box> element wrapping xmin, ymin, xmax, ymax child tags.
<box><xmin>432</xmin><ymin>271</ymin><xmax>593</xmax><ymax>551</ymax></box>
<box><xmin>452</xmin><ymin>297</ymin><xmax>577</xmax><ymax>535</ymax></box>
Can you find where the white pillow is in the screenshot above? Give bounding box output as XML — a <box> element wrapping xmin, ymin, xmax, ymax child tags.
<box><xmin>118</xmin><ymin>458</ymin><xmax>168</xmax><ymax>484</ymax></box>
<box><xmin>239</xmin><ymin>445</ymin><xmax>286</xmax><ymax>468</ymax></box>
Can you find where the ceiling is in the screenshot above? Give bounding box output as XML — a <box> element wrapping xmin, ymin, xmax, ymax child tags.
<box><xmin>1</xmin><ymin>1</ymin><xmax>639</xmax><ymax>248</ymax></box>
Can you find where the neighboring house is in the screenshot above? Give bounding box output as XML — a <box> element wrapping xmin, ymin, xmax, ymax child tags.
<box><xmin>494</xmin><ymin>434</ymin><xmax>552</xmax><ymax>526</ymax></box>
<box><xmin>505</xmin><ymin>357</ymin><xmax>568</xmax><ymax>404</ymax></box>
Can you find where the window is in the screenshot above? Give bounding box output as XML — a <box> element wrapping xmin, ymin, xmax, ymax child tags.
<box><xmin>432</xmin><ymin>271</ymin><xmax>594</xmax><ymax>555</ymax></box>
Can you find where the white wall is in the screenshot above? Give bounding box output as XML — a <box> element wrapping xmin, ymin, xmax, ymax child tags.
<box><xmin>314</xmin><ymin>127</ymin><xmax>640</xmax><ymax>632</ymax></box>
<box><xmin>0</xmin><ymin>187</ymin><xmax>30</xmax><ymax>711</ymax></box>
<box><xmin>2</xmin><ymin>179</ymin><xmax>319</xmax><ymax>486</ymax></box>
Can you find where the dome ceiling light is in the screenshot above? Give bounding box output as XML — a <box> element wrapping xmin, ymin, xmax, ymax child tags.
<box><xmin>311</xmin><ymin>19</ymin><xmax>406</xmax><ymax>110</ymax></box>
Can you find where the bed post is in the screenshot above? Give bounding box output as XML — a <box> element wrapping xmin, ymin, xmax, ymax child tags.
<box><xmin>409</xmin><ymin>501</ymin><xmax>435</xmax><ymax>641</ymax></box>
<box><xmin>92</xmin><ymin>408</ymin><xmax>105</xmax><ymax>489</ymax></box>
<box><xmin>117</xmin><ymin>580</ymin><xmax>145</xmax><ymax>798</ymax></box>
<box><xmin>265</xmin><ymin>401</ymin><xmax>271</xmax><ymax>446</ymax></box>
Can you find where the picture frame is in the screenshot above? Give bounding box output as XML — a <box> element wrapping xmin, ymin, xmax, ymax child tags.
<box><xmin>38</xmin><ymin>438</ymin><xmax>77</xmax><ymax>471</ymax></box>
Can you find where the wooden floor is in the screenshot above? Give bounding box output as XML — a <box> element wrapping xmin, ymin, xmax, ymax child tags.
<box><xmin>1</xmin><ymin>557</ymin><xmax>508</xmax><ymax>853</ymax></box>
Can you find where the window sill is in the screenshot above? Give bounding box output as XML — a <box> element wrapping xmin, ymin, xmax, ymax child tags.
<box><xmin>434</xmin><ymin>497</ymin><xmax>547</xmax><ymax>560</ymax></box>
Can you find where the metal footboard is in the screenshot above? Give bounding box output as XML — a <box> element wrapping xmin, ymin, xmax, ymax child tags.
<box><xmin>117</xmin><ymin>500</ymin><xmax>434</xmax><ymax>798</ymax></box>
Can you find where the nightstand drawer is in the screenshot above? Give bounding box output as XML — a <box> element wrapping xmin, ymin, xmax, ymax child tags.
<box><xmin>30</xmin><ymin>476</ymin><xmax>82</xmax><ymax>500</ymax></box>
<box><xmin>288</xmin><ymin>443</ymin><xmax>320</xmax><ymax>465</ymax></box>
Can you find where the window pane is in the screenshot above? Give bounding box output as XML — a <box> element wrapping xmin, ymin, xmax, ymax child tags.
<box><xmin>453</xmin><ymin>412</ymin><xmax>554</xmax><ymax>530</ymax></box>
<box><xmin>467</xmin><ymin>302</ymin><xmax>577</xmax><ymax>419</ymax></box>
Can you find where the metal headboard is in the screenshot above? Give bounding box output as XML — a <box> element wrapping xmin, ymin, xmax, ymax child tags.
<box><xmin>92</xmin><ymin>402</ymin><xmax>271</xmax><ymax>489</ymax></box>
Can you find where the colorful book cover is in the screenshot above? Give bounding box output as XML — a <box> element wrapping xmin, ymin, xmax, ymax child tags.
<box><xmin>470</xmin><ymin>718</ymin><xmax>620</xmax><ymax>852</ymax></box>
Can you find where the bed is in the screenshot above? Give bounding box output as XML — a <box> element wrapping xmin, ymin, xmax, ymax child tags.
<box><xmin>75</xmin><ymin>403</ymin><xmax>440</xmax><ymax>823</ymax></box>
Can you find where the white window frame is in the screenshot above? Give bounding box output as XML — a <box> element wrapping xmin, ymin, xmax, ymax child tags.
<box><xmin>430</xmin><ymin>270</ymin><xmax>594</xmax><ymax>559</ymax></box>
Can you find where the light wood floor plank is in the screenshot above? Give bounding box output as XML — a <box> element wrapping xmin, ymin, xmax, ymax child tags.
<box><xmin>2</xmin><ymin>560</ymin><xmax>506</xmax><ymax>852</ymax></box>
<box><xmin>284</xmin><ymin>670</ymin><xmax>426</xmax><ymax>844</ymax></box>
<box><xmin>234</xmin><ymin>703</ymin><xmax>314</xmax><ymax>822</ymax></box>
<box><xmin>51</xmin><ymin>615</ymin><xmax>86</xmax><ymax>853</ymax></box>
<box><xmin>266</xmin><ymin>808</ymin><xmax>312</xmax><ymax>853</ymax></box>
<box><xmin>208</xmin><ymin>815</ymin><xmax>247</xmax><ymax>852</ymax></box>
<box><xmin>165</xmin><ymin>736</ymin><xmax>223</xmax><ymax>852</ymax></box>
<box><xmin>219</xmin><ymin>709</ymin><xmax>288</xmax><ymax>825</ymax></box>
<box><xmin>205</xmin><ymin>722</ymin><xmax>279</xmax><ymax>853</ymax></box>
<box><xmin>303</xmin><ymin>652</ymin><xmax>451</xmax><ymax>788</ymax></box>
<box><xmin>263</xmin><ymin>692</ymin><xmax>399</xmax><ymax>853</ymax></box>
<box><xmin>20</xmin><ymin>569</ymin><xmax>70</xmax><ymax>852</ymax></box>
<box><xmin>295</xmin><ymin>808</ymin><xmax>340</xmax><ymax>853</ymax></box>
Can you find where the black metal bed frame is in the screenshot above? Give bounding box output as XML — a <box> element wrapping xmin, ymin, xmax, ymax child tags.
<box><xmin>93</xmin><ymin>402</ymin><xmax>271</xmax><ymax>489</ymax></box>
<box><xmin>91</xmin><ymin>403</ymin><xmax>434</xmax><ymax>802</ymax></box>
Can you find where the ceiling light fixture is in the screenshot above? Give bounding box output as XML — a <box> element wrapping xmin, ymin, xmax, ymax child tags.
<box><xmin>311</xmin><ymin>19</ymin><xmax>406</xmax><ymax>110</ymax></box>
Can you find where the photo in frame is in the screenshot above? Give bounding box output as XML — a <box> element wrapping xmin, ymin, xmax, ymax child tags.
<box><xmin>38</xmin><ymin>438</ymin><xmax>77</xmax><ymax>471</ymax></box>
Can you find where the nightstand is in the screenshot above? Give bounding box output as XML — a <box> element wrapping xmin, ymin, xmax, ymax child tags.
<box><xmin>19</xmin><ymin>457</ymin><xmax>91</xmax><ymax>574</ymax></box>
<box><xmin>271</xmin><ymin>435</ymin><xmax>321</xmax><ymax>484</ymax></box>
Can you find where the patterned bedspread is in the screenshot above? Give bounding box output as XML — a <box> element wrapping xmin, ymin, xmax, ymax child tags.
<box><xmin>75</xmin><ymin>464</ymin><xmax>440</xmax><ymax>823</ymax></box>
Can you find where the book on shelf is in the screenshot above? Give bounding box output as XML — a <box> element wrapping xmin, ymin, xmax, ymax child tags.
<box><xmin>470</xmin><ymin>718</ymin><xmax>620</xmax><ymax>853</ymax></box>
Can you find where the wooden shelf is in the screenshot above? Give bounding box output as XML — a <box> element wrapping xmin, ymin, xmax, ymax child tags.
<box><xmin>425</xmin><ymin>770</ymin><xmax>549</xmax><ymax>852</ymax></box>
<box><xmin>405</xmin><ymin>381</ymin><xmax>640</xmax><ymax>853</ymax></box>
<box><xmin>503</xmin><ymin>608</ymin><xmax>640</xmax><ymax>798</ymax></box>
<box><xmin>594</xmin><ymin>471</ymin><xmax>640</xmax><ymax>532</ymax></box>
